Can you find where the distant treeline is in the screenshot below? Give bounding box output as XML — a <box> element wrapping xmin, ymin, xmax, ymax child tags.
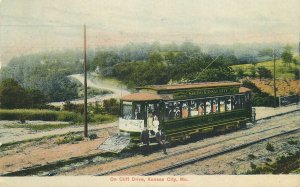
<box><xmin>0</xmin><ymin>42</ymin><xmax>291</xmax><ymax>103</ymax></box>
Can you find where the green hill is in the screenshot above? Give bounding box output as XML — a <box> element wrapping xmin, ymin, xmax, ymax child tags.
<box><xmin>231</xmin><ymin>59</ymin><xmax>299</xmax><ymax>79</ymax></box>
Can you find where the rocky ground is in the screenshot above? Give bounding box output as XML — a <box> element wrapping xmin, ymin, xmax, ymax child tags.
<box><xmin>161</xmin><ymin>133</ymin><xmax>299</xmax><ymax>175</ymax></box>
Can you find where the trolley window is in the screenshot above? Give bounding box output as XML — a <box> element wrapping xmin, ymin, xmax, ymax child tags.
<box><xmin>122</xmin><ymin>101</ymin><xmax>133</xmax><ymax>119</ymax></box>
<box><xmin>164</xmin><ymin>101</ymin><xmax>181</xmax><ymax>121</ymax></box>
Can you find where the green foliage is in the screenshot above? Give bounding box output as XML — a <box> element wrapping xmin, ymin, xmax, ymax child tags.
<box><xmin>0</xmin><ymin>109</ymin><xmax>81</xmax><ymax>122</ymax></box>
<box><xmin>0</xmin><ymin>52</ymin><xmax>82</xmax><ymax>102</ymax></box>
<box><xmin>287</xmin><ymin>139</ymin><xmax>298</xmax><ymax>145</ymax></box>
<box><xmin>55</xmin><ymin>135</ymin><xmax>84</xmax><ymax>145</ymax></box>
<box><xmin>0</xmin><ymin>79</ymin><xmax>27</xmax><ymax>109</ymax></box>
<box><xmin>192</xmin><ymin>67</ymin><xmax>236</xmax><ymax>82</ymax></box>
<box><xmin>0</xmin><ymin>79</ymin><xmax>46</xmax><ymax>109</ymax></box>
<box><xmin>257</xmin><ymin>66</ymin><xmax>272</xmax><ymax>79</ymax></box>
<box><xmin>246</xmin><ymin>151</ymin><xmax>300</xmax><ymax>174</ymax></box>
<box><xmin>250</xmin><ymin>163</ymin><xmax>256</xmax><ymax>170</ymax></box>
<box><xmin>266</xmin><ymin>142</ymin><xmax>275</xmax><ymax>152</ymax></box>
<box><xmin>250</xmin><ymin>66</ymin><xmax>257</xmax><ymax>77</ymax></box>
<box><xmin>88</xmin><ymin>114</ymin><xmax>117</xmax><ymax>123</ymax></box>
<box><xmin>149</xmin><ymin>51</ymin><xmax>164</xmax><ymax>63</ymax></box>
<box><xmin>89</xmin><ymin>133</ymin><xmax>98</xmax><ymax>140</ymax></box>
<box><xmin>281</xmin><ymin>46</ymin><xmax>293</xmax><ymax>66</ymax></box>
<box><xmin>4</xmin><ymin>123</ymin><xmax>71</xmax><ymax>131</ymax></box>
<box><xmin>235</xmin><ymin>68</ymin><xmax>244</xmax><ymax>79</ymax></box>
<box><xmin>63</xmin><ymin>101</ymin><xmax>84</xmax><ymax>114</ymax></box>
<box><xmin>113</xmin><ymin>61</ymin><xmax>170</xmax><ymax>87</ymax></box>
<box><xmin>248</xmin><ymin>154</ymin><xmax>256</xmax><ymax>160</ymax></box>
<box><xmin>231</xmin><ymin>59</ymin><xmax>300</xmax><ymax>79</ymax></box>
<box><xmin>258</xmin><ymin>48</ymin><xmax>273</xmax><ymax>57</ymax></box>
<box><xmin>103</xmin><ymin>98</ymin><xmax>120</xmax><ymax>115</ymax></box>
<box><xmin>242</xmin><ymin>80</ymin><xmax>277</xmax><ymax>107</ymax></box>
<box><xmin>293</xmin><ymin>69</ymin><xmax>300</xmax><ymax>80</ymax></box>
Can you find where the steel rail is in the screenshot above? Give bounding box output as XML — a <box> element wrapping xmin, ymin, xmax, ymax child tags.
<box><xmin>143</xmin><ymin>128</ymin><xmax>300</xmax><ymax>175</ymax></box>
<box><xmin>95</xmin><ymin>123</ymin><xmax>299</xmax><ymax>176</ymax></box>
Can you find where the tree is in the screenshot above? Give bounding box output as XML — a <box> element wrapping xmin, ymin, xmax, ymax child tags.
<box><xmin>103</xmin><ymin>98</ymin><xmax>119</xmax><ymax>115</ymax></box>
<box><xmin>258</xmin><ymin>48</ymin><xmax>273</xmax><ymax>57</ymax></box>
<box><xmin>26</xmin><ymin>89</ymin><xmax>46</xmax><ymax>108</ymax></box>
<box><xmin>257</xmin><ymin>66</ymin><xmax>272</xmax><ymax>80</ymax></box>
<box><xmin>0</xmin><ymin>79</ymin><xmax>46</xmax><ymax>109</ymax></box>
<box><xmin>250</xmin><ymin>66</ymin><xmax>257</xmax><ymax>78</ymax></box>
<box><xmin>0</xmin><ymin>79</ymin><xmax>27</xmax><ymax>109</ymax></box>
<box><xmin>281</xmin><ymin>46</ymin><xmax>293</xmax><ymax>68</ymax></box>
<box><xmin>149</xmin><ymin>52</ymin><xmax>163</xmax><ymax>63</ymax></box>
<box><xmin>294</xmin><ymin>69</ymin><xmax>300</xmax><ymax>80</ymax></box>
<box><xmin>236</xmin><ymin>68</ymin><xmax>244</xmax><ymax>79</ymax></box>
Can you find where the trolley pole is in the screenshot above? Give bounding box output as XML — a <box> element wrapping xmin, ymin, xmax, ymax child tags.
<box><xmin>273</xmin><ymin>48</ymin><xmax>277</xmax><ymax>108</ymax></box>
<box><xmin>83</xmin><ymin>25</ymin><xmax>88</xmax><ymax>137</ymax></box>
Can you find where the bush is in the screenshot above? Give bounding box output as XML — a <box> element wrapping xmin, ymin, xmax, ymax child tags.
<box><xmin>103</xmin><ymin>98</ymin><xmax>120</xmax><ymax>115</ymax></box>
<box><xmin>55</xmin><ymin>135</ymin><xmax>84</xmax><ymax>145</ymax></box>
<box><xmin>242</xmin><ymin>80</ymin><xmax>278</xmax><ymax>107</ymax></box>
<box><xmin>248</xmin><ymin>154</ymin><xmax>256</xmax><ymax>160</ymax></box>
<box><xmin>89</xmin><ymin>114</ymin><xmax>117</xmax><ymax>123</ymax></box>
<box><xmin>0</xmin><ymin>109</ymin><xmax>82</xmax><ymax>122</ymax></box>
<box><xmin>266</xmin><ymin>143</ymin><xmax>275</xmax><ymax>152</ymax></box>
<box><xmin>89</xmin><ymin>133</ymin><xmax>98</xmax><ymax>140</ymax></box>
<box><xmin>287</xmin><ymin>139</ymin><xmax>298</xmax><ymax>145</ymax></box>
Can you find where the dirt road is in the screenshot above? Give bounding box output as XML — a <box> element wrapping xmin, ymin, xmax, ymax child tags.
<box><xmin>50</xmin><ymin>74</ymin><xmax>130</xmax><ymax>106</ymax></box>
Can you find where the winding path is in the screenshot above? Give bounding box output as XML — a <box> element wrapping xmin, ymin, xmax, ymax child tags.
<box><xmin>50</xmin><ymin>74</ymin><xmax>130</xmax><ymax>106</ymax></box>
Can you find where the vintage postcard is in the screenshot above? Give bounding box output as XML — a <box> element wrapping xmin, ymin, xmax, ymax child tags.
<box><xmin>0</xmin><ymin>0</ymin><xmax>299</xmax><ymax>186</ymax></box>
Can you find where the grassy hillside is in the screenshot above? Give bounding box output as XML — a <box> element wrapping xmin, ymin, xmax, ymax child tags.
<box><xmin>231</xmin><ymin>59</ymin><xmax>299</xmax><ymax>79</ymax></box>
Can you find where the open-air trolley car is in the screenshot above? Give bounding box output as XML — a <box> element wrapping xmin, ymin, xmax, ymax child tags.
<box><xmin>119</xmin><ymin>81</ymin><xmax>252</xmax><ymax>143</ymax></box>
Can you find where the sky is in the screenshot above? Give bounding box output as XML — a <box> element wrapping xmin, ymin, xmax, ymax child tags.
<box><xmin>0</xmin><ymin>0</ymin><xmax>299</xmax><ymax>64</ymax></box>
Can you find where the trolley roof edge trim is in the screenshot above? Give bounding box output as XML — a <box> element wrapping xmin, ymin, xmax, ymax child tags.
<box><xmin>136</xmin><ymin>81</ymin><xmax>241</xmax><ymax>91</ymax></box>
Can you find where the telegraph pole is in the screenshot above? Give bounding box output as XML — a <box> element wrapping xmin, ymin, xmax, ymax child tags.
<box><xmin>273</xmin><ymin>48</ymin><xmax>277</xmax><ymax>108</ymax></box>
<box><xmin>83</xmin><ymin>25</ymin><xmax>88</xmax><ymax>137</ymax></box>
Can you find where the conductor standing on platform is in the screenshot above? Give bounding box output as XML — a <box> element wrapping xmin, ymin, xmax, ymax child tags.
<box><xmin>156</xmin><ymin>127</ymin><xmax>167</xmax><ymax>154</ymax></box>
<box><xmin>140</xmin><ymin>127</ymin><xmax>150</xmax><ymax>155</ymax></box>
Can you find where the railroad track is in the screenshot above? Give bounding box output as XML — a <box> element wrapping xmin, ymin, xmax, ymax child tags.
<box><xmin>143</xmin><ymin>128</ymin><xmax>300</xmax><ymax>175</ymax></box>
<box><xmin>1</xmin><ymin>112</ymin><xmax>299</xmax><ymax>176</ymax></box>
<box><xmin>93</xmin><ymin>123</ymin><xmax>299</xmax><ymax>176</ymax></box>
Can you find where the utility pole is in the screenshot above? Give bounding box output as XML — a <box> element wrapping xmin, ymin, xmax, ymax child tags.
<box><xmin>273</xmin><ymin>48</ymin><xmax>277</xmax><ymax>108</ymax></box>
<box><xmin>83</xmin><ymin>25</ymin><xmax>88</xmax><ymax>137</ymax></box>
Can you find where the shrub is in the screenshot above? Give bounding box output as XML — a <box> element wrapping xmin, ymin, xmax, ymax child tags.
<box><xmin>266</xmin><ymin>143</ymin><xmax>275</xmax><ymax>152</ymax></box>
<box><xmin>0</xmin><ymin>109</ymin><xmax>82</xmax><ymax>122</ymax></box>
<box><xmin>248</xmin><ymin>154</ymin><xmax>256</xmax><ymax>160</ymax></box>
<box><xmin>242</xmin><ymin>80</ymin><xmax>278</xmax><ymax>107</ymax></box>
<box><xmin>89</xmin><ymin>114</ymin><xmax>117</xmax><ymax>123</ymax></box>
<box><xmin>55</xmin><ymin>135</ymin><xmax>84</xmax><ymax>145</ymax></box>
<box><xmin>287</xmin><ymin>140</ymin><xmax>298</xmax><ymax>145</ymax></box>
<box><xmin>250</xmin><ymin>163</ymin><xmax>256</xmax><ymax>169</ymax></box>
<box><xmin>89</xmin><ymin>133</ymin><xmax>98</xmax><ymax>140</ymax></box>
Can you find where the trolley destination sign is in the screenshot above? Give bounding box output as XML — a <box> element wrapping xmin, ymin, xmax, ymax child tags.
<box><xmin>165</xmin><ymin>87</ymin><xmax>240</xmax><ymax>99</ymax></box>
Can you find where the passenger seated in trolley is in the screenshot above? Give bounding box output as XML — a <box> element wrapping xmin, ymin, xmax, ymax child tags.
<box><xmin>206</xmin><ymin>101</ymin><xmax>211</xmax><ymax>114</ymax></box>
<box><xmin>182</xmin><ymin>103</ymin><xmax>189</xmax><ymax>118</ymax></box>
<box><xmin>212</xmin><ymin>101</ymin><xmax>217</xmax><ymax>113</ymax></box>
<box><xmin>198</xmin><ymin>103</ymin><xmax>204</xmax><ymax>115</ymax></box>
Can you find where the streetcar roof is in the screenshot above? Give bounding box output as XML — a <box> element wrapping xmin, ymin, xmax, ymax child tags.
<box><xmin>239</xmin><ymin>87</ymin><xmax>251</xmax><ymax>93</ymax></box>
<box><xmin>136</xmin><ymin>81</ymin><xmax>241</xmax><ymax>91</ymax></box>
<box><xmin>121</xmin><ymin>92</ymin><xmax>162</xmax><ymax>101</ymax></box>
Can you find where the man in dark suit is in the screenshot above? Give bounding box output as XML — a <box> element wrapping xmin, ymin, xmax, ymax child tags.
<box><xmin>140</xmin><ymin>127</ymin><xmax>150</xmax><ymax>155</ymax></box>
<box><xmin>156</xmin><ymin>127</ymin><xmax>167</xmax><ymax>154</ymax></box>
